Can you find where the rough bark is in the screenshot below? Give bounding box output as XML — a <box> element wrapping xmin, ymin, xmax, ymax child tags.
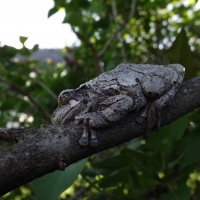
<box><xmin>0</xmin><ymin>76</ymin><xmax>200</xmax><ymax>196</ymax></box>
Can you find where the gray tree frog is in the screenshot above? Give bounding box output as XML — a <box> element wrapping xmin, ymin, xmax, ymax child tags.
<box><xmin>51</xmin><ymin>64</ymin><xmax>185</xmax><ymax>147</ymax></box>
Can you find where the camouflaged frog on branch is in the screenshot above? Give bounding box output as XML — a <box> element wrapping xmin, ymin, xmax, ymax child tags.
<box><xmin>51</xmin><ymin>64</ymin><xmax>185</xmax><ymax>147</ymax></box>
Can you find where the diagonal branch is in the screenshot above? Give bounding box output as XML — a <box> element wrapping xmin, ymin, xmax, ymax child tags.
<box><xmin>0</xmin><ymin>76</ymin><xmax>200</xmax><ymax>195</ymax></box>
<box><xmin>35</xmin><ymin>79</ymin><xmax>57</xmax><ymax>101</ymax></box>
<box><xmin>0</xmin><ymin>76</ymin><xmax>51</xmax><ymax>122</ymax></box>
<box><xmin>112</xmin><ymin>0</ymin><xmax>127</xmax><ymax>62</ymax></box>
<box><xmin>71</xmin><ymin>0</ymin><xmax>136</xmax><ymax>74</ymax></box>
<box><xmin>71</xmin><ymin>28</ymin><xmax>102</xmax><ymax>75</ymax></box>
<box><xmin>97</xmin><ymin>0</ymin><xmax>136</xmax><ymax>58</ymax></box>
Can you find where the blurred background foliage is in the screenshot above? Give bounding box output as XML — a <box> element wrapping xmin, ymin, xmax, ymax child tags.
<box><xmin>1</xmin><ymin>0</ymin><xmax>200</xmax><ymax>199</ymax></box>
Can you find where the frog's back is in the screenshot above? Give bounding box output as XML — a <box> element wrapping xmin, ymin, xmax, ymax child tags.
<box><xmin>116</xmin><ymin>63</ymin><xmax>184</xmax><ymax>84</ymax></box>
<box><xmin>84</xmin><ymin>64</ymin><xmax>139</xmax><ymax>90</ymax></box>
<box><xmin>116</xmin><ymin>63</ymin><xmax>159</xmax><ymax>73</ymax></box>
<box><xmin>84</xmin><ymin>63</ymin><xmax>184</xmax><ymax>91</ymax></box>
<box><xmin>116</xmin><ymin>63</ymin><xmax>184</xmax><ymax>75</ymax></box>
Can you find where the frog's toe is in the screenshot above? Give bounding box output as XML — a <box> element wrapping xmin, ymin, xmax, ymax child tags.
<box><xmin>89</xmin><ymin>129</ymin><xmax>98</xmax><ymax>147</ymax></box>
<box><xmin>136</xmin><ymin>116</ymin><xmax>145</xmax><ymax>124</ymax></box>
<box><xmin>79</xmin><ymin>137</ymin><xmax>89</xmax><ymax>146</ymax></box>
<box><xmin>137</xmin><ymin>102</ymin><xmax>151</xmax><ymax>124</ymax></box>
<box><xmin>144</xmin><ymin>100</ymin><xmax>161</xmax><ymax>136</ymax></box>
<box><xmin>79</xmin><ymin>128</ymin><xmax>89</xmax><ymax>146</ymax></box>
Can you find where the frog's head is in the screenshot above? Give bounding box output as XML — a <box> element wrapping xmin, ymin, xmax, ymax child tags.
<box><xmin>51</xmin><ymin>88</ymin><xmax>88</xmax><ymax>125</ymax></box>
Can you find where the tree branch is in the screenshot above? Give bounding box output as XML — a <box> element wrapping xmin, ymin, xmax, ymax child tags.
<box><xmin>35</xmin><ymin>79</ymin><xmax>57</xmax><ymax>101</ymax></box>
<box><xmin>111</xmin><ymin>0</ymin><xmax>127</xmax><ymax>62</ymax></box>
<box><xmin>0</xmin><ymin>76</ymin><xmax>51</xmax><ymax>122</ymax></box>
<box><xmin>71</xmin><ymin>0</ymin><xmax>136</xmax><ymax>74</ymax></box>
<box><xmin>0</xmin><ymin>76</ymin><xmax>200</xmax><ymax>195</ymax></box>
<box><xmin>97</xmin><ymin>0</ymin><xmax>136</xmax><ymax>58</ymax></box>
<box><xmin>71</xmin><ymin>28</ymin><xmax>102</xmax><ymax>75</ymax></box>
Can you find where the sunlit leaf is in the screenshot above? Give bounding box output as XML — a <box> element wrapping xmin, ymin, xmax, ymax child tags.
<box><xmin>19</xmin><ymin>36</ymin><xmax>28</xmax><ymax>45</ymax></box>
<box><xmin>32</xmin><ymin>44</ymin><xmax>39</xmax><ymax>52</ymax></box>
<box><xmin>63</xmin><ymin>10</ymin><xmax>83</xmax><ymax>26</ymax></box>
<box><xmin>48</xmin><ymin>7</ymin><xmax>59</xmax><ymax>18</ymax></box>
<box><xmin>19</xmin><ymin>47</ymin><xmax>30</xmax><ymax>56</ymax></box>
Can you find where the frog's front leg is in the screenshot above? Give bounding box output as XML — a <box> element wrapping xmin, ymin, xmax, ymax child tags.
<box><xmin>76</xmin><ymin>95</ymin><xmax>133</xmax><ymax>146</ymax></box>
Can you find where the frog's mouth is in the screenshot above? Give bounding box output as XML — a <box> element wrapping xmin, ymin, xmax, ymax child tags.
<box><xmin>60</xmin><ymin>100</ymin><xmax>85</xmax><ymax>125</ymax></box>
<box><xmin>51</xmin><ymin>100</ymin><xmax>80</xmax><ymax>125</ymax></box>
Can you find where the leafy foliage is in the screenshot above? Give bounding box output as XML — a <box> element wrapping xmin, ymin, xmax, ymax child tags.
<box><xmin>1</xmin><ymin>0</ymin><xmax>200</xmax><ymax>199</ymax></box>
<box><xmin>33</xmin><ymin>159</ymin><xmax>87</xmax><ymax>200</ymax></box>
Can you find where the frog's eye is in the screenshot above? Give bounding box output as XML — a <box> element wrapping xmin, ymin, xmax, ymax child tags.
<box><xmin>58</xmin><ymin>92</ymin><xmax>72</xmax><ymax>105</ymax></box>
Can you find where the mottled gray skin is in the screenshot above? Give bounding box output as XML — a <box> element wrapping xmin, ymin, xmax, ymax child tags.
<box><xmin>51</xmin><ymin>64</ymin><xmax>185</xmax><ymax>147</ymax></box>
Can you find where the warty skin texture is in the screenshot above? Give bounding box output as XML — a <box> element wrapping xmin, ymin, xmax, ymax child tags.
<box><xmin>51</xmin><ymin>63</ymin><xmax>185</xmax><ymax>146</ymax></box>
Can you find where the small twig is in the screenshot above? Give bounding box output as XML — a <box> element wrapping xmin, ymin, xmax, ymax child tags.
<box><xmin>71</xmin><ymin>28</ymin><xmax>102</xmax><ymax>75</ymax></box>
<box><xmin>112</xmin><ymin>0</ymin><xmax>127</xmax><ymax>62</ymax></box>
<box><xmin>35</xmin><ymin>79</ymin><xmax>57</xmax><ymax>101</ymax></box>
<box><xmin>72</xmin><ymin>28</ymin><xmax>96</xmax><ymax>51</ymax></box>
<box><xmin>97</xmin><ymin>0</ymin><xmax>136</xmax><ymax>58</ymax></box>
<box><xmin>0</xmin><ymin>76</ymin><xmax>51</xmax><ymax>122</ymax></box>
<box><xmin>71</xmin><ymin>1</ymin><xmax>136</xmax><ymax>74</ymax></box>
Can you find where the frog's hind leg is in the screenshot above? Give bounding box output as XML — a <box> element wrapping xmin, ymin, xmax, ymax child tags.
<box><xmin>138</xmin><ymin>71</ymin><xmax>183</xmax><ymax>137</ymax></box>
<box><xmin>140</xmin><ymin>84</ymin><xmax>179</xmax><ymax>137</ymax></box>
<box><xmin>145</xmin><ymin>84</ymin><xmax>180</xmax><ymax>135</ymax></box>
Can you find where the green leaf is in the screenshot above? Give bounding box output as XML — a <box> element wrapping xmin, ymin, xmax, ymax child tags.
<box><xmin>65</xmin><ymin>0</ymin><xmax>90</xmax><ymax>11</ymax></box>
<box><xmin>165</xmin><ymin>28</ymin><xmax>195</xmax><ymax>80</ymax></box>
<box><xmin>19</xmin><ymin>36</ymin><xmax>28</xmax><ymax>45</ymax></box>
<box><xmin>161</xmin><ymin>184</ymin><xmax>191</xmax><ymax>200</ymax></box>
<box><xmin>93</xmin><ymin>155</ymin><xmax>123</xmax><ymax>169</ymax></box>
<box><xmin>33</xmin><ymin>159</ymin><xmax>87</xmax><ymax>200</ymax></box>
<box><xmin>48</xmin><ymin>7</ymin><xmax>59</xmax><ymax>18</ymax></box>
<box><xmin>88</xmin><ymin>1</ymin><xmax>105</xmax><ymax>14</ymax></box>
<box><xmin>19</xmin><ymin>47</ymin><xmax>30</xmax><ymax>56</ymax></box>
<box><xmin>122</xmin><ymin>149</ymin><xmax>160</xmax><ymax>175</ymax></box>
<box><xmin>145</xmin><ymin>115</ymin><xmax>188</xmax><ymax>151</ymax></box>
<box><xmin>63</xmin><ymin>10</ymin><xmax>83</xmax><ymax>26</ymax></box>
<box><xmin>178</xmin><ymin>132</ymin><xmax>200</xmax><ymax>167</ymax></box>
<box><xmin>0</xmin><ymin>45</ymin><xmax>18</xmax><ymax>59</ymax></box>
<box><xmin>127</xmin><ymin>138</ymin><xmax>142</xmax><ymax>150</ymax></box>
<box><xmin>32</xmin><ymin>44</ymin><xmax>39</xmax><ymax>52</ymax></box>
<box><xmin>99</xmin><ymin>169</ymin><xmax>129</xmax><ymax>188</ymax></box>
<box><xmin>137</xmin><ymin>175</ymin><xmax>158</xmax><ymax>190</ymax></box>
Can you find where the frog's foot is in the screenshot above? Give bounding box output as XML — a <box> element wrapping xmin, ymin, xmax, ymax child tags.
<box><xmin>138</xmin><ymin>85</ymin><xmax>178</xmax><ymax>137</ymax></box>
<box><xmin>137</xmin><ymin>100</ymin><xmax>162</xmax><ymax>138</ymax></box>
<box><xmin>89</xmin><ymin>129</ymin><xmax>98</xmax><ymax>147</ymax></box>
<box><xmin>79</xmin><ymin>127</ymin><xmax>98</xmax><ymax>147</ymax></box>
<box><xmin>79</xmin><ymin>126</ymin><xmax>89</xmax><ymax>146</ymax></box>
<box><xmin>143</xmin><ymin>94</ymin><xmax>171</xmax><ymax>137</ymax></box>
<box><xmin>136</xmin><ymin>101</ymin><xmax>151</xmax><ymax>124</ymax></box>
<box><xmin>77</xmin><ymin>115</ymin><xmax>101</xmax><ymax>147</ymax></box>
<box><xmin>144</xmin><ymin>101</ymin><xmax>161</xmax><ymax>137</ymax></box>
<box><xmin>136</xmin><ymin>99</ymin><xmax>161</xmax><ymax>138</ymax></box>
